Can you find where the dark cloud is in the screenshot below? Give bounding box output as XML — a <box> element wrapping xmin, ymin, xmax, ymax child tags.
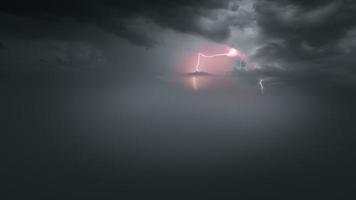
<box><xmin>256</xmin><ymin>0</ymin><xmax>356</xmax><ymax>47</ymax></box>
<box><xmin>0</xmin><ymin>0</ymin><xmax>252</xmax><ymax>46</ymax></box>
<box><xmin>0</xmin><ymin>42</ymin><xmax>4</xmax><ymax>49</ymax></box>
<box><xmin>1</xmin><ymin>0</ymin><xmax>356</xmax><ymax>86</ymax></box>
<box><xmin>252</xmin><ymin>0</ymin><xmax>356</xmax><ymax>86</ymax></box>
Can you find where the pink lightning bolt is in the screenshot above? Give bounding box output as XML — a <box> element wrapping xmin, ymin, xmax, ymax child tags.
<box><xmin>195</xmin><ymin>48</ymin><xmax>242</xmax><ymax>72</ymax></box>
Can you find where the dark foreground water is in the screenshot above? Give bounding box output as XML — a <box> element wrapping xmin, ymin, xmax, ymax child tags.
<box><xmin>2</xmin><ymin>71</ymin><xmax>356</xmax><ymax>199</ymax></box>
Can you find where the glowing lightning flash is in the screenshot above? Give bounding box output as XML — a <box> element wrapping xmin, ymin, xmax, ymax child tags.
<box><xmin>259</xmin><ymin>79</ymin><xmax>264</xmax><ymax>94</ymax></box>
<box><xmin>195</xmin><ymin>48</ymin><xmax>240</xmax><ymax>72</ymax></box>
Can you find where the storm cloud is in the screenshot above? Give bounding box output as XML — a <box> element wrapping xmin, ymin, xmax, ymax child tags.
<box><xmin>252</xmin><ymin>0</ymin><xmax>356</xmax><ymax>86</ymax></box>
<box><xmin>0</xmin><ymin>0</ymin><xmax>254</xmax><ymax>46</ymax></box>
<box><xmin>1</xmin><ymin>0</ymin><xmax>356</xmax><ymax>86</ymax></box>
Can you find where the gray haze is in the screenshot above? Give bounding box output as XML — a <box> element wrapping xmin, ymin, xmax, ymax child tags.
<box><xmin>2</xmin><ymin>0</ymin><xmax>356</xmax><ymax>199</ymax></box>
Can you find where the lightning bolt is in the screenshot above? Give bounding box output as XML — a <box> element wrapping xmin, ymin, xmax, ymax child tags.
<box><xmin>195</xmin><ymin>48</ymin><xmax>240</xmax><ymax>72</ymax></box>
<box><xmin>259</xmin><ymin>79</ymin><xmax>264</xmax><ymax>94</ymax></box>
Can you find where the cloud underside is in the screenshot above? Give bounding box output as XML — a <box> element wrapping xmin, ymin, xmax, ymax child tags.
<box><xmin>250</xmin><ymin>0</ymin><xmax>356</xmax><ymax>85</ymax></box>
<box><xmin>1</xmin><ymin>0</ymin><xmax>356</xmax><ymax>86</ymax></box>
<box><xmin>0</xmin><ymin>0</ymin><xmax>254</xmax><ymax>46</ymax></box>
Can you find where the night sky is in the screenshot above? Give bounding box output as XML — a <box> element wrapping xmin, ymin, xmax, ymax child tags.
<box><xmin>2</xmin><ymin>0</ymin><xmax>356</xmax><ymax>199</ymax></box>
